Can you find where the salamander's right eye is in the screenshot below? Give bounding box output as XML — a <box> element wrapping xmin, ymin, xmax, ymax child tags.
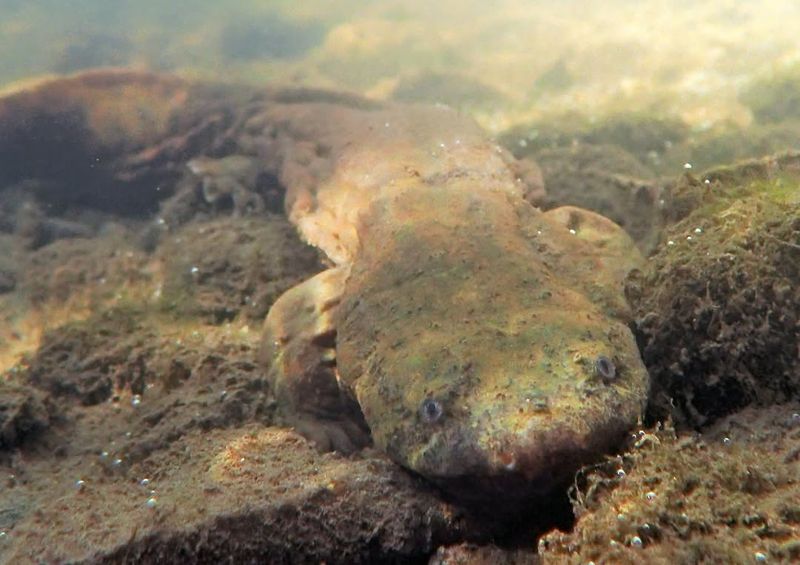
<box><xmin>420</xmin><ymin>398</ymin><xmax>444</xmax><ymax>424</ymax></box>
<box><xmin>594</xmin><ymin>355</ymin><xmax>616</xmax><ymax>382</ymax></box>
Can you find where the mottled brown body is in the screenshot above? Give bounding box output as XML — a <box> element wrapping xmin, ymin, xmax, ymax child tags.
<box><xmin>257</xmin><ymin>95</ymin><xmax>649</xmax><ymax>501</ymax></box>
<box><xmin>0</xmin><ymin>70</ymin><xmax>647</xmax><ymax>502</ymax></box>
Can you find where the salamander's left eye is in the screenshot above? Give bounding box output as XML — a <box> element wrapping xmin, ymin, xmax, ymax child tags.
<box><xmin>420</xmin><ymin>398</ymin><xmax>444</xmax><ymax>423</ymax></box>
<box><xmin>594</xmin><ymin>356</ymin><xmax>616</xmax><ymax>382</ymax></box>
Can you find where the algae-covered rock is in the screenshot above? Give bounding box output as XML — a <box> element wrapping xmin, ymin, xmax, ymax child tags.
<box><xmin>430</xmin><ymin>543</ymin><xmax>534</xmax><ymax>564</ymax></box>
<box><xmin>538</xmin><ymin>404</ymin><xmax>800</xmax><ymax>563</ymax></box>
<box><xmin>24</xmin><ymin>307</ymin><xmax>147</xmax><ymax>405</ymax></box>
<box><xmin>157</xmin><ymin>216</ymin><xmax>321</xmax><ymax>323</ymax></box>
<box><xmin>1</xmin><ymin>425</ymin><xmax>486</xmax><ymax>564</ymax></box>
<box><xmin>534</xmin><ymin>144</ymin><xmax>663</xmax><ymax>252</ymax></box>
<box><xmin>502</xmin><ymin>111</ymin><xmax>688</xmax><ymax>171</ymax></box>
<box><xmin>0</xmin><ymin>381</ymin><xmax>51</xmax><ymax>449</ymax></box>
<box><xmin>22</xmin><ymin>228</ymin><xmax>148</xmax><ymax>306</ymax></box>
<box><xmin>626</xmin><ymin>153</ymin><xmax>800</xmax><ymax>426</ymax></box>
<box><xmin>666</xmin><ymin>120</ymin><xmax>800</xmax><ymax>174</ymax></box>
<box><xmin>585</xmin><ymin>112</ymin><xmax>689</xmax><ymax>167</ymax></box>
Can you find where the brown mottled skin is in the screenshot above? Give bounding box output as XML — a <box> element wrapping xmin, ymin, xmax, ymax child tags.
<box><xmin>256</xmin><ymin>97</ymin><xmax>649</xmax><ymax>501</ymax></box>
<box><xmin>186</xmin><ymin>155</ymin><xmax>264</xmax><ymax>216</ymax></box>
<box><xmin>0</xmin><ymin>71</ymin><xmax>648</xmax><ymax>502</ymax></box>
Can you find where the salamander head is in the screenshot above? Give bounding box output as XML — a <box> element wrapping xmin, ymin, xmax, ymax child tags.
<box><xmin>335</xmin><ymin>190</ymin><xmax>648</xmax><ymax>502</ymax></box>
<box><xmin>351</xmin><ymin>302</ymin><xmax>647</xmax><ymax>501</ymax></box>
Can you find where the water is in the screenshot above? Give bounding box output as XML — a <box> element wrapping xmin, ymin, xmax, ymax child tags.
<box><xmin>0</xmin><ymin>1</ymin><xmax>799</xmax><ymax>563</ymax></box>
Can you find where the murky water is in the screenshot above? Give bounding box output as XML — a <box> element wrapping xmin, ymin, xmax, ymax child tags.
<box><xmin>1</xmin><ymin>2</ymin><xmax>799</xmax><ymax>563</ymax></box>
<box><xmin>3</xmin><ymin>1</ymin><xmax>800</xmax><ymax>124</ymax></box>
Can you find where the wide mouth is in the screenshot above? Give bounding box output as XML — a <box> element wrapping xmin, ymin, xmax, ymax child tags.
<box><xmin>396</xmin><ymin>395</ymin><xmax>641</xmax><ymax>510</ymax></box>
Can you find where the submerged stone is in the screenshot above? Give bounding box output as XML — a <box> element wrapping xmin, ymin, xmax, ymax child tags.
<box><xmin>627</xmin><ymin>152</ymin><xmax>800</xmax><ymax>426</ymax></box>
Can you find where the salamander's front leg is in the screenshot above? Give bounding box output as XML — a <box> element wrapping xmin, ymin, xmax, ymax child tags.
<box><xmin>259</xmin><ymin>267</ymin><xmax>371</xmax><ymax>453</ymax></box>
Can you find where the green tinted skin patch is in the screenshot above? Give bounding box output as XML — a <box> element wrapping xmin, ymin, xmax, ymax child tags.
<box><xmin>335</xmin><ymin>186</ymin><xmax>649</xmax><ymax>502</ymax></box>
<box><xmin>256</xmin><ymin>98</ymin><xmax>649</xmax><ymax>505</ymax></box>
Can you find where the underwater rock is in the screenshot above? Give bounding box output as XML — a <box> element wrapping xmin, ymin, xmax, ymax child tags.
<box><xmin>15</xmin><ymin>200</ymin><xmax>95</xmax><ymax>249</ymax></box>
<box><xmin>534</xmin><ymin>143</ymin><xmax>663</xmax><ymax>252</ymax></box>
<box><xmin>662</xmin><ymin>118</ymin><xmax>800</xmax><ymax>175</ymax></box>
<box><xmin>391</xmin><ymin>71</ymin><xmax>508</xmax><ymax>110</ymax></box>
<box><xmin>584</xmin><ymin>112</ymin><xmax>689</xmax><ymax>168</ymax></box>
<box><xmin>502</xmin><ymin>111</ymin><xmax>689</xmax><ymax>172</ymax></box>
<box><xmin>25</xmin><ymin>309</ymin><xmax>144</xmax><ymax>406</ymax></box>
<box><xmin>21</xmin><ymin>229</ymin><xmax>148</xmax><ymax>306</ymax></box>
<box><xmin>627</xmin><ymin>152</ymin><xmax>800</xmax><ymax>426</ymax></box>
<box><xmin>1</xmin><ymin>426</ymin><xmax>486</xmax><ymax>563</ymax></box>
<box><xmin>18</xmin><ymin>304</ymin><xmax>275</xmax><ymax>459</ymax></box>
<box><xmin>538</xmin><ymin>404</ymin><xmax>800</xmax><ymax>563</ymax></box>
<box><xmin>0</xmin><ymin>382</ymin><xmax>51</xmax><ymax>450</ymax></box>
<box><xmin>156</xmin><ymin>216</ymin><xmax>321</xmax><ymax>323</ymax></box>
<box><xmin>430</xmin><ymin>543</ymin><xmax>534</xmax><ymax>564</ymax></box>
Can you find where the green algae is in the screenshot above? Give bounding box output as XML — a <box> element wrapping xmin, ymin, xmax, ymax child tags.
<box><xmin>502</xmin><ymin>111</ymin><xmax>687</xmax><ymax>168</ymax></box>
<box><xmin>156</xmin><ymin>217</ymin><xmax>320</xmax><ymax>324</ymax></box>
<box><xmin>627</xmin><ymin>153</ymin><xmax>800</xmax><ymax>426</ymax></box>
<box><xmin>539</xmin><ymin>405</ymin><xmax>800</xmax><ymax>563</ymax></box>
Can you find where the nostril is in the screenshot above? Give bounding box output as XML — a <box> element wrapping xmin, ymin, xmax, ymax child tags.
<box><xmin>594</xmin><ymin>355</ymin><xmax>616</xmax><ymax>382</ymax></box>
<box><xmin>420</xmin><ymin>398</ymin><xmax>444</xmax><ymax>424</ymax></box>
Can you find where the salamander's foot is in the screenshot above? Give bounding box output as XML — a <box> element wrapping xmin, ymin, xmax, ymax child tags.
<box><xmin>285</xmin><ymin>412</ymin><xmax>371</xmax><ymax>454</ymax></box>
<box><xmin>260</xmin><ymin>267</ymin><xmax>371</xmax><ymax>453</ymax></box>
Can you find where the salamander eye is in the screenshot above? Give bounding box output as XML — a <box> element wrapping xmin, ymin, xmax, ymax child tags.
<box><xmin>594</xmin><ymin>356</ymin><xmax>616</xmax><ymax>382</ymax></box>
<box><xmin>420</xmin><ymin>398</ymin><xmax>444</xmax><ymax>423</ymax></box>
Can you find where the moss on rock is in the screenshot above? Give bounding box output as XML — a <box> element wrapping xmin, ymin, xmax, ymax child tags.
<box><xmin>539</xmin><ymin>405</ymin><xmax>800</xmax><ymax>563</ymax></box>
<box><xmin>157</xmin><ymin>216</ymin><xmax>321</xmax><ymax>323</ymax></box>
<box><xmin>626</xmin><ymin>152</ymin><xmax>800</xmax><ymax>426</ymax></box>
<box><xmin>502</xmin><ymin>111</ymin><xmax>688</xmax><ymax>171</ymax></box>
